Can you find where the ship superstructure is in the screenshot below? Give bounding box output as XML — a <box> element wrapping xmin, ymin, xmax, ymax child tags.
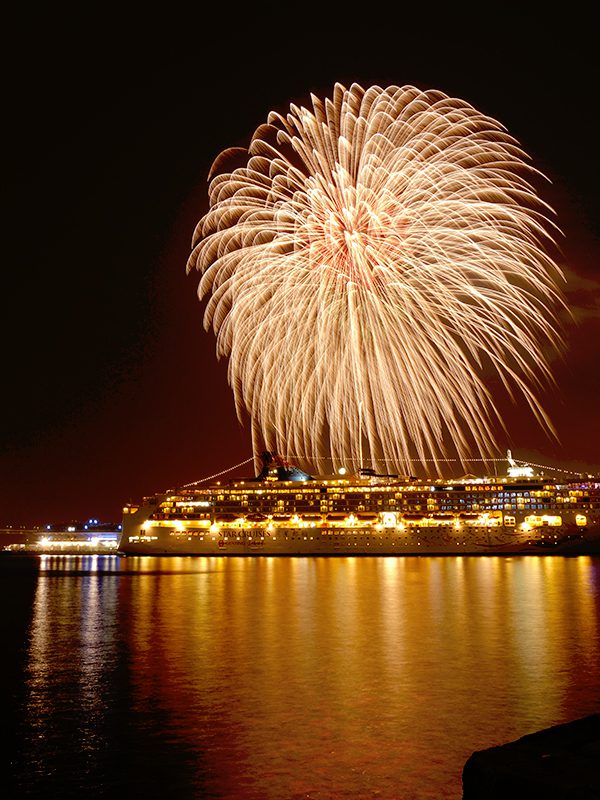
<box><xmin>119</xmin><ymin>453</ymin><xmax>600</xmax><ymax>555</ymax></box>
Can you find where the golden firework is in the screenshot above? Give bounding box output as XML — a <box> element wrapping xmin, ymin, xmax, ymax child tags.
<box><xmin>188</xmin><ymin>83</ymin><xmax>564</xmax><ymax>474</ymax></box>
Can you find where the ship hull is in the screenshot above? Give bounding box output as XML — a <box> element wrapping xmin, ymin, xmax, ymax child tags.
<box><xmin>120</xmin><ymin>522</ymin><xmax>600</xmax><ymax>557</ymax></box>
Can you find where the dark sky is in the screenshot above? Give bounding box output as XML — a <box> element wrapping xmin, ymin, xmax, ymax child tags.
<box><xmin>2</xmin><ymin>8</ymin><xmax>599</xmax><ymax>525</ymax></box>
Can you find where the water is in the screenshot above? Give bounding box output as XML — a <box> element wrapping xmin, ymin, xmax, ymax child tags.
<box><xmin>3</xmin><ymin>554</ymin><xmax>600</xmax><ymax>799</ymax></box>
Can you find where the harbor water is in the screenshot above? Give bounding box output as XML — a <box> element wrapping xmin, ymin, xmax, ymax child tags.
<box><xmin>3</xmin><ymin>554</ymin><xmax>600</xmax><ymax>798</ymax></box>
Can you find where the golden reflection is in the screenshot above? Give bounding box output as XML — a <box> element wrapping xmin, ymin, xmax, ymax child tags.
<box><xmin>122</xmin><ymin>556</ymin><xmax>598</xmax><ymax>797</ymax></box>
<box><xmin>19</xmin><ymin>555</ymin><xmax>600</xmax><ymax>800</ymax></box>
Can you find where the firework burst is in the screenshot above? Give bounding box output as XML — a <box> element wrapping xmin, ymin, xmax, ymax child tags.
<box><xmin>187</xmin><ymin>83</ymin><xmax>565</xmax><ymax>474</ymax></box>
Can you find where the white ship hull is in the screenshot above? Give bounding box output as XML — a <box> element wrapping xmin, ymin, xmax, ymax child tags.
<box><xmin>120</xmin><ymin>512</ymin><xmax>600</xmax><ymax>556</ymax></box>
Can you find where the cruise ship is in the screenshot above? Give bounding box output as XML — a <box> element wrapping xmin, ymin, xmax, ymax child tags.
<box><xmin>119</xmin><ymin>451</ymin><xmax>600</xmax><ymax>556</ymax></box>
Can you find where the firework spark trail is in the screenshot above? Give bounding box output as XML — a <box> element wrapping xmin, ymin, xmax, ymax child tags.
<box><xmin>188</xmin><ymin>83</ymin><xmax>565</xmax><ymax>475</ymax></box>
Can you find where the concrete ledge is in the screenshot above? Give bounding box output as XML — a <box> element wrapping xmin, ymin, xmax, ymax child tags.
<box><xmin>463</xmin><ymin>714</ymin><xmax>600</xmax><ymax>799</ymax></box>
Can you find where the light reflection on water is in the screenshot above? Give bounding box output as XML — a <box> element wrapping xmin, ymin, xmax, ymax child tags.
<box><xmin>6</xmin><ymin>555</ymin><xmax>600</xmax><ymax>799</ymax></box>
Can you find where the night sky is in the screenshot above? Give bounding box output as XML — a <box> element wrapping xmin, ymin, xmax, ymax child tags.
<box><xmin>2</xmin><ymin>9</ymin><xmax>599</xmax><ymax>526</ymax></box>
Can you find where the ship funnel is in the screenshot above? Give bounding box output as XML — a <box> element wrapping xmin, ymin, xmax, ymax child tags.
<box><xmin>506</xmin><ymin>451</ymin><xmax>534</xmax><ymax>478</ymax></box>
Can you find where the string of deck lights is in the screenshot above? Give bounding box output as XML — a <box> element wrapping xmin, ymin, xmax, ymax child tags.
<box><xmin>180</xmin><ymin>454</ymin><xmax>588</xmax><ymax>488</ymax></box>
